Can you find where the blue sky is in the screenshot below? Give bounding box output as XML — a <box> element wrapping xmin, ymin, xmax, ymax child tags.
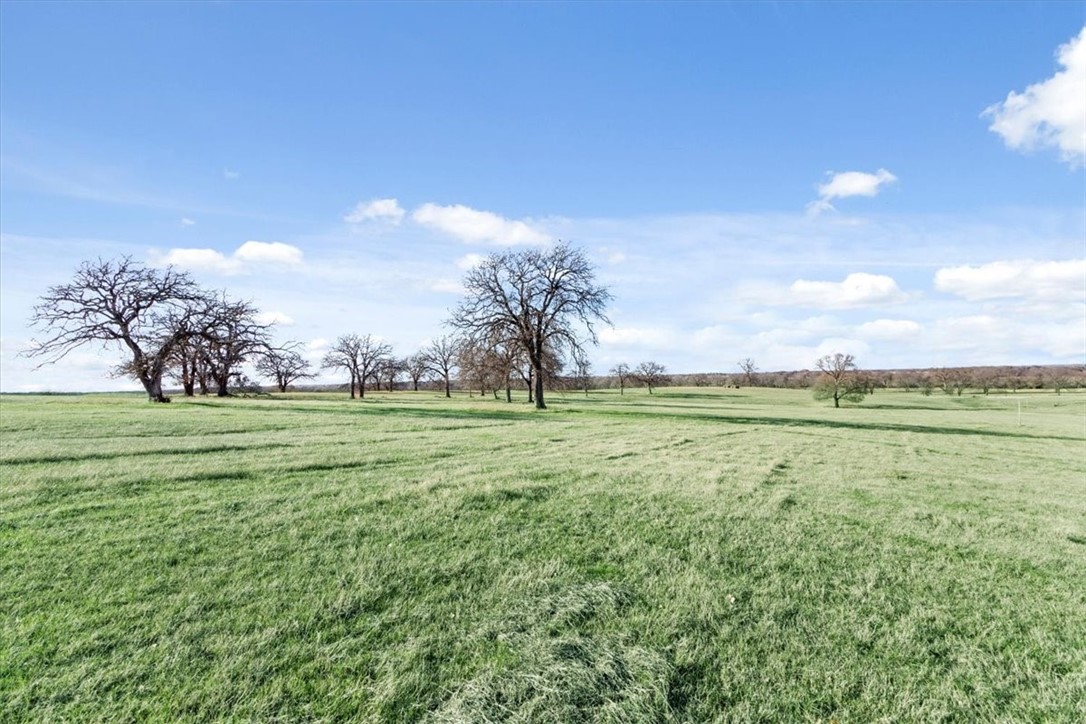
<box><xmin>2</xmin><ymin>2</ymin><xmax>1084</xmax><ymax>391</ymax></box>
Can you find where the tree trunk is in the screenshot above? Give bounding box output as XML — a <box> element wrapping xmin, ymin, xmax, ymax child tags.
<box><xmin>444</xmin><ymin>376</ymin><xmax>451</xmax><ymax>398</ymax></box>
<box><xmin>506</xmin><ymin>382</ymin><xmax>512</xmax><ymax>403</ymax></box>
<box><xmin>140</xmin><ymin>373</ymin><xmax>170</xmax><ymax>403</ymax></box>
<box><xmin>533</xmin><ymin>364</ymin><xmax>546</xmax><ymax>409</ymax></box>
<box><xmin>216</xmin><ymin>374</ymin><xmax>230</xmax><ymax>397</ymax></box>
<box><xmin>350</xmin><ymin>372</ymin><xmax>356</xmax><ymax>399</ymax></box>
<box><xmin>181</xmin><ymin>358</ymin><xmax>195</xmax><ymax>396</ymax></box>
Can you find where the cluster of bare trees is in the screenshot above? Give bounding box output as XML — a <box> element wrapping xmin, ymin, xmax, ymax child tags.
<box><xmin>25</xmin><ymin>258</ymin><xmax>313</xmax><ymax>402</ymax></box>
<box><xmin>608</xmin><ymin>361</ymin><xmax>670</xmax><ymax>395</ymax></box>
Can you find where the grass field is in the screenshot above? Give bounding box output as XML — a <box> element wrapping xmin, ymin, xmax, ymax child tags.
<box><xmin>2</xmin><ymin>387</ymin><xmax>1084</xmax><ymax>722</ymax></box>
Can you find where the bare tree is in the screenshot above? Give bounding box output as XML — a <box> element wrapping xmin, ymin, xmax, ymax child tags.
<box><xmin>571</xmin><ymin>352</ymin><xmax>592</xmax><ymax>396</ymax></box>
<box><xmin>24</xmin><ymin>257</ymin><xmax>209</xmax><ymax>402</ymax></box>
<box><xmin>197</xmin><ymin>294</ymin><xmax>274</xmax><ymax>397</ymax></box>
<box><xmin>634</xmin><ymin>361</ymin><xmax>669</xmax><ymax>394</ymax></box>
<box><xmin>450</xmin><ymin>243</ymin><xmax>611</xmax><ymax>410</ymax></box>
<box><xmin>813</xmin><ymin>353</ymin><xmax>866</xmax><ymax>408</ymax></box>
<box><xmin>738</xmin><ymin>358</ymin><xmax>759</xmax><ymax>387</ymax></box>
<box><xmin>610</xmin><ymin>362</ymin><xmax>631</xmax><ymax>395</ymax></box>
<box><xmin>377</xmin><ymin>355</ymin><xmax>404</xmax><ymax>392</ymax></box>
<box><xmin>321</xmin><ymin>334</ymin><xmax>391</xmax><ymax>399</ymax></box>
<box><xmin>167</xmin><ymin>336</ymin><xmax>207</xmax><ymax>397</ymax></box>
<box><xmin>421</xmin><ymin>336</ymin><xmax>460</xmax><ymax>398</ymax></box>
<box><xmin>256</xmin><ymin>343</ymin><xmax>313</xmax><ymax>393</ymax></box>
<box><xmin>405</xmin><ymin>353</ymin><xmax>430</xmax><ymax>392</ymax></box>
<box><xmin>1047</xmin><ymin>369</ymin><xmax>1069</xmax><ymax>395</ymax></box>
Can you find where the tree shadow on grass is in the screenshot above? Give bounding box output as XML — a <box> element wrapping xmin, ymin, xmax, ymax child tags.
<box><xmin>334</xmin><ymin>404</ymin><xmax>1080</xmax><ymax>442</ymax></box>
<box><xmin>172</xmin><ymin>398</ymin><xmax>1081</xmax><ymax>443</ymax></box>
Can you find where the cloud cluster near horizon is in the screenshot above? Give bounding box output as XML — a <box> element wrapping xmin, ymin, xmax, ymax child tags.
<box><xmin>984</xmin><ymin>26</ymin><xmax>1086</xmax><ymax>166</ymax></box>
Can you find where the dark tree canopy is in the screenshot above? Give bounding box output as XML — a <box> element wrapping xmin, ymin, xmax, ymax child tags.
<box><xmin>25</xmin><ymin>257</ymin><xmax>208</xmax><ymax>402</ymax></box>
<box><xmin>450</xmin><ymin>243</ymin><xmax>611</xmax><ymax>409</ymax></box>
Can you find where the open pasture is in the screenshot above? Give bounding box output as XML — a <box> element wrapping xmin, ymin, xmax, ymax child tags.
<box><xmin>2</xmin><ymin>388</ymin><xmax>1084</xmax><ymax>722</ymax></box>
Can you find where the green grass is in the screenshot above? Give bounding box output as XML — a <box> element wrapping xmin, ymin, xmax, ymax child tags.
<box><xmin>2</xmin><ymin>387</ymin><xmax>1084</xmax><ymax>722</ymax></box>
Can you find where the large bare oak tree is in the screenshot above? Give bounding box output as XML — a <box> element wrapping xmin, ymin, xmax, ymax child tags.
<box><xmin>25</xmin><ymin>258</ymin><xmax>208</xmax><ymax>402</ymax></box>
<box><xmin>450</xmin><ymin>243</ymin><xmax>611</xmax><ymax>409</ymax></box>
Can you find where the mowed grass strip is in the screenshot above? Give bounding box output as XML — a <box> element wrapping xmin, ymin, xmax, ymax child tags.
<box><xmin>2</xmin><ymin>388</ymin><xmax>1084</xmax><ymax>722</ymax></box>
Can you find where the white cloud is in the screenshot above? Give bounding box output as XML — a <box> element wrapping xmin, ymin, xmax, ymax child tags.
<box><xmin>856</xmin><ymin>319</ymin><xmax>923</xmax><ymax>340</ymax></box>
<box><xmin>233</xmin><ymin>240</ymin><xmax>304</xmax><ymax>265</ymax></box>
<box><xmin>160</xmin><ymin>248</ymin><xmax>235</xmax><ymax>274</ymax></box>
<box><xmin>807</xmin><ymin>169</ymin><xmax>897</xmax><ymax>214</ymax></box>
<box><xmin>180</xmin><ymin>217</ymin><xmax>196</xmax><ymax>227</ymax></box>
<box><xmin>157</xmin><ymin>241</ymin><xmax>303</xmax><ymax>275</ymax></box>
<box><xmin>412</xmin><ymin>203</ymin><xmax>550</xmax><ymax>246</ymax></box>
<box><xmin>344</xmin><ymin>198</ymin><xmax>405</xmax><ymax>224</ymax></box>
<box><xmin>223</xmin><ymin>168</ymin><xmax>241</xmax><ymax>180</ymax></box>
<box><xmin>455</xmin><ymin>253</ymin><xmax>487</xmax><ymax>270</ymax></box>
<box><xmin>983</xmin><ymin>26</ymin><xmax>1086</xmax><ymax>166</ymax></box>
<box><xmin>934</xmin><ymin>258</ymin><xmax>1085</xmax><ymax>301</ymax></box>
<box><xmin>255</xmin><ymin>311</ymin><xmax>295</xmax><ymax>326</ymax></box>
<box><xmin>788</xmin><ymin>273</ymin><xmax>907</xmax><ymax>309</ymax></box>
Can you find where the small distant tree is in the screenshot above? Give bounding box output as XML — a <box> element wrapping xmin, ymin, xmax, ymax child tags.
<box><xmin>1047</xmin><ymin>369</ymin><xmax>1069</xmax><ymax>396</ymax></box>
<box><xmin>377</xmin><ymin>355</ymin><xmax>404</xmax><ymax>392</ymax></box>
<box><xmin>634</xmin><ymin>361</ymin><xmax>669</xmax><ymax>394</ymax></box>
<box><xmin>571</xmin><ymin>352</ymin><xmax>592</xmax><ymax>396</ymax></box>
<box><xmin>812</xmin><ymin>353</ymin><xmax>866</xmax><ymax>408</ymax></box>
<box><xmin>738</xmin><ymin>358</ymin><xmax>758</xmax><ymax>386</ymax></box>
<box><xmin>421</xmin><ymin>335</ymin><xmax>460</xmax><ymax>398</ymax></box>
<box><xmin>610</xmin><ymin>362</ymin><xmax>631</xmax><ymax>395</ymax></box>
<box><xmin>405</xmin><ymin>353</ymin><xmax>429</xmax><ymax>392</ymax></box>
<box><xmin>256</xmin><ymin>344</ymin><xmax>313</xmax><ymax>393</ymax></box>
<box><xmin>321</xmin><ymin>333</ymin><xmax>391</xmax><ymax>399</ymax></box>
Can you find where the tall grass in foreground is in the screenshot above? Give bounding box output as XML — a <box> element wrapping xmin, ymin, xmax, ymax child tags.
<box><xmin>2</xmin><ymin>388</ymin><xmax>1084</xmax><ymax>722</ymax></box>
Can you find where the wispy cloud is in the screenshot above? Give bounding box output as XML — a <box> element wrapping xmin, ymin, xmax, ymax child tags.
<box><xmin>983</xmin><ymin>26</ymin><xmax>1086</xmax><ymax>166</ymax></box>
<box><xmin>180</xmin><ymin>217</ymin><xmax>196</xmax><ymax>227</ymax></box>
<box><xmin>223</xmin><ymin>168</ymin><xmax>241</xmax><ymax>180</ymax></box>
<box><xmin>345</xmin><ymin>198</ymin><xmax>405</xmax><ymax>225</ymax></box>
<box><xmin>806</xmin><ymin>169</ymin><xmax>897</xmax><ymax>215</ymax></box>
<box><xmin>255</xmin><ymin>311</ymin><xmax>295</xmax><ymax>326</ymax></box>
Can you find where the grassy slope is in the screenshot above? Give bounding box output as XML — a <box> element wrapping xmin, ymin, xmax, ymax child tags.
<box><xmin>1</xmin><ymin>388</ymin><xmax>1084</xmax><ymax>722</ymax></box>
